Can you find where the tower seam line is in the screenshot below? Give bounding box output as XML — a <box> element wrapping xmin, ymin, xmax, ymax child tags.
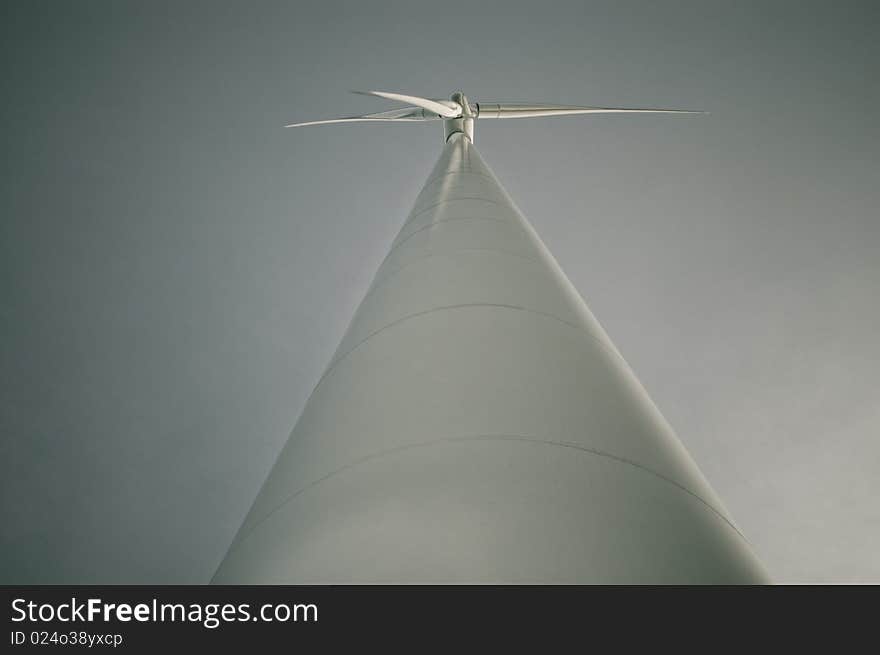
<box><xmin>222</xmin><ymin>434</ymin><xmax>749</xmax><ymax>563</ymax></box>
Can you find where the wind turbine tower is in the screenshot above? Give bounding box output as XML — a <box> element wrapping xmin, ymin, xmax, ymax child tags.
<box><xmin>213</xmin><ymin>91</ymin><xmax>769</xmax><ymax>584</ymax></box>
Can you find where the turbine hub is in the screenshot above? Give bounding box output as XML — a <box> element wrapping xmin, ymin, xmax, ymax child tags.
<box><xmin>445</xmin><ymin>91</ymin><xmax>475</xmax><ymax>143</ymax></box>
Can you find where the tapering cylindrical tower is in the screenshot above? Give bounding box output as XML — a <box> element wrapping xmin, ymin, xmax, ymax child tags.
<box><xmin>213</xmin><ymin>134</ymin><xmax>768</xmax><ymax>583</ymax></box>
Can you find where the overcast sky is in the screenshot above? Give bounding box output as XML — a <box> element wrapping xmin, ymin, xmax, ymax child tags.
<box><xmin>2</xmin><ymin>0</ymin><xmax>878</xmax><ymax>583</ymax></box>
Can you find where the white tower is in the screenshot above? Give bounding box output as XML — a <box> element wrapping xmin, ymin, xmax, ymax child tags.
<box><xmin>213</xmin><ymin>92</ymin><xmax>769</xmax><ymax>583</ymax></box>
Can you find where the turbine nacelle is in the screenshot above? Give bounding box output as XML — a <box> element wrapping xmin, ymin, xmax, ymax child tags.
<box><xmin>444</xmin><ymin>91</ymin><xmax>476</xmax><ymax>142</ymax></box>
<box><xmin>285</xmin><ymin>90</ymin><xmax>705</xmax><ymax>143</ymax></box>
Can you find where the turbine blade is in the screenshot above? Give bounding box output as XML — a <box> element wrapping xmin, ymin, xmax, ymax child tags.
<box><xmin>285</xmin><ymin>117</ymin><xmax>398</xmax><ymax>128</ymax></box>
<box><xmin>284</xmin><ymin>106</ymin><xmax>441</xmax><ymax>128</ymax></box>
<box><xmin>353</xmin><ymin>90</ymin><xmax>462</xmax><ymax>118</ymax></box>
<box><xmin>476</xmin><ymin>103</ymin><xmax>707</xmax><ymax>119</ymax></box>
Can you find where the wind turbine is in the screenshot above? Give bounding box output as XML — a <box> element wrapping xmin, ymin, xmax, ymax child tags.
<box><xmin>213</xmin><ymin>91</ymin><xmax>768</xmax><ymax>584</ymax></box>
<box><xmin>285</xmin><ymin>89</ymin><xmax>704</xmax><ymax>141</ymax></box>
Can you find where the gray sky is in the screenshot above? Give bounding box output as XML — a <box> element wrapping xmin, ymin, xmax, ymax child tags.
<box><xmin>2</xmin><ymin>0</ymin><xmax>878</xmax><ymax>583</ymax></box>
